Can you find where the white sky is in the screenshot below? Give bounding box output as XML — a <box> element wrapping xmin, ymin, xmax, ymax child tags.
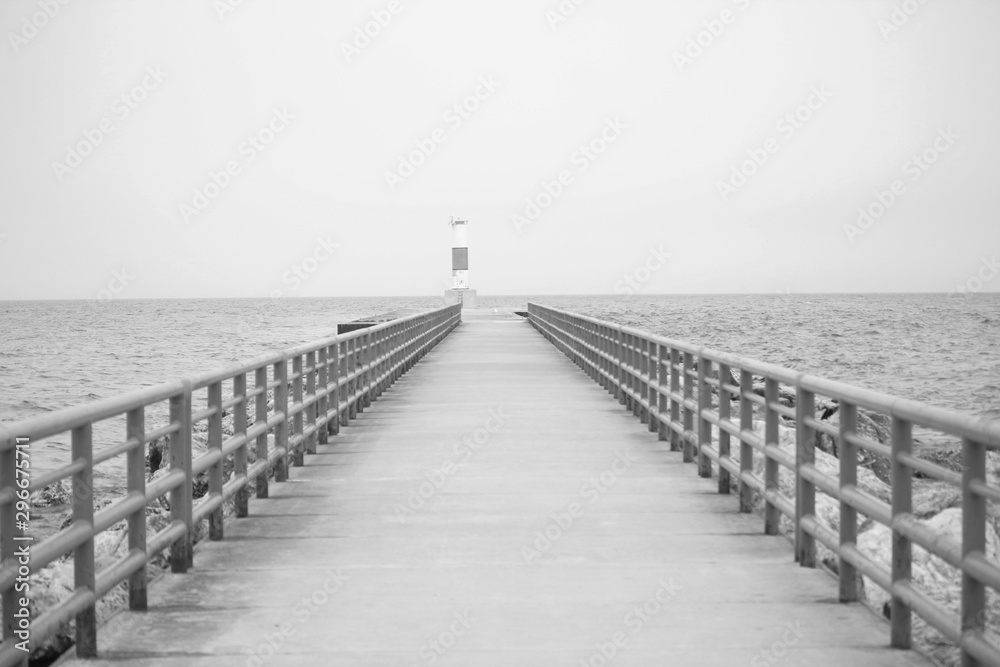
<box><xmin>0</xmin><ymin>0</ymin><xmax>997</xmax><ymax>299</ymax></box>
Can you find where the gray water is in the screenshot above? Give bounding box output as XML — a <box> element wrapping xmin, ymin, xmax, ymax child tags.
<box><xmin>2</xmin><ymin>294</ymin><xmax>998</xmax><ymax>491</ymax></box>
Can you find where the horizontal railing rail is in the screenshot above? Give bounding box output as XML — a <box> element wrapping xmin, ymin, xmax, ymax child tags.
<box><xmin>0</xmin><ymin>303</ymin><xmax>461</xmax><ymax>666</ymax></box>
<box><xmin>527</xmin><ymin>302</ymin><xmax>1000</xmax><ymax>667</ymax></box>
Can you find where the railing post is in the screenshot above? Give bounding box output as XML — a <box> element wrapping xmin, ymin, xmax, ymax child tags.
<box><xmin>393</xmin><ymin>323</ymin><xmax>402</xmax><ymax>371</ymax></box>
<box><xmin>392</xmin><ymin>325</ymin><xmax>402</xmax><ymax>382</ymax></box>
<box><xmin>387</xmin><ymin>326</ymin><xmax>395</xmax><ymax>385</ymax></box>
<box><xmin>317</xmin><ymin>345</ymin><xmax>329</xmax><ymax>444</ymax></box>
<box><xmin>669</xmin><ymin>347</ymin><xmax>681</xmax><ymax>452</ymax></box>
<box><xmin>697</xmin><ymin>356</ymin><xmax>712</xmax><ymax>478</ymax></box>
<box><xmin>362</xmin><ymin>331</ymin><xmax>372</xmax><ymax>409</ymax></box>
<box><xmin>274</xmin><ymin>359</ymin><xmax>289</xmax><ymax>481</ymax></box>
<box><xmin>763</xmin><ymin>378</ymin><xmax>780</xmax><ymax>535</ymax></box>
<box><xmin>341</xmin><ymin>339</ymin><xmax>351</xmax><ymax>426</ymax></box>
<box><xmin>332</xmin><ymin>341</ymin><xmax>343</xmax><ymax>433</ymax></box>
<box><xmin>372</xmin><ymin>330</ymin><xmax>382</xmax><ymax>398</ymax></box>
<box><xmin>169</xmin><ymin>382</ymin><xmax>193</xmax><ymax>573</ymax></box>
<box><xmin>306</xmin><ymin>349</ymin><xmax>318</xmax><ymax>455</ymax></box>
<box><xmin>403</xmin><ymin>323</ymin><xmax>413</xmax><ymax>372</ymax></box>
<box><xmin>614</xmin><ymin>326</ymin><xmax>627</xmax><ymax>405</ymax></box>
<box><xmin>839</xmin><ymin>401</ymin><xmax>859</xmax><ymax>601</ymax></box>
<box><xmin>625</xmin><ymin>333</ymin><xmax>635</xmax><ymax>418</ymax></box>
<box><xmin>682</xmin><ymin>352</ymin><xmax>694</xmax><ymax>464</ymax></box>
<box><xmin>637</xmin><ymin>335</ymin><xmax>648</xmax><ymax>424</ymax></box>
<box><xmin>629</xmin><ymin>334</ymin><xmax>639</xmax><ymax>417</ymax></box>
<box><xmin>369</xmin><ymin>331</ymin><xmax>380</xmax><ymax>397</ymax></box>
<box><xmin>254</xmin><ymin>366</ymin><xmax>269</xmax><ymax>499</ymax></box>
<box><xmin>348</xmin><ymin>338</ymin><xmax>358</xmax><ymax>420</ymax></box>
<box><xmin>621</xmin><ymin>330</ymin><xmax>630</xmax><ymax>408</ymax></box>
<box><xmin>739</xmin><ymin>369</ymin><xmax>754</xmax><ymax>513</ymax></box>
<box><xmin>718</xmin><ymin>363</ymin><xmax>732</xmax><ymax>494</ymax></box>
<box><xmin>291</xmin><ymin>355</ymin><xmax>303</xmax><ymax>468</ymax></box>
<box><xmin>647</xmin><ymin>339</ymin><xmax>658</xmax><ymax>433</ymax></box>
<box><xmin>126</xmin><ymin>411</ymin><xmax>154</xmax><ymax>612</ymax></box>
<box><xmin>389</xmin><ymin>325</ymin><xmax>397</xmax><ymax>376</ymax></box>
<box><xmin>207</xmin><ymin>382</ymin><xmax>224</xmax><ymax>541</ymax></box>
<box><xmin>962</xmin><ymin>436</ymin><xmax>987</xmax><ymax>667</ymax></box>
<box><xmin>382</xmin><ymin>328</ymin><xmax>391</xmax><ymax>391</ymax></box>
<box><xmin>795</xmin><ymin>386</ymin><xmax>816</xmax><ymax>567</ymax></box>
<box><xmin>72</xmin><ymin>423</ymin><xmax>97</xmax><ymax>656</ymax></box>
<box><xmin>585</xmin><ymin>322</ymin><xmax>595</xmax><ymax>382</ymax></box>
<box><xmin>233</xmin><ymin>373</ymin><xmax>249</xmax><ymax>517</ymax></box>
<box><xmin>657</xmin><ymin>343</ymin><xmax>668</xmax><ymax>442</ymax></box>
<box><xmin>890</xmin><ymin>416</ymin><xmax>913</xmax><ymax>648</ymax></box>
<box><xmin>600</xmin><ymin>325</ymin><xmax>610</xmax><ymax>394</ymax></box>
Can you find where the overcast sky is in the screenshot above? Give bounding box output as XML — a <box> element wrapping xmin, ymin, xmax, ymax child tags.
<box><xmin>0</xmin><ymin>0</ymin><xmax>997</xmax><ymax>299</ymax></box>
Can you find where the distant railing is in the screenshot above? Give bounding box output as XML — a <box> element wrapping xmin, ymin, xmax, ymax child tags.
<box><xmin>527</xmin><ymin>302</ymin><xmax>1000</xmax><ymax>666</ymax></box>
<box><xmin>0</xmin><ymin>304</ymin><xmax>461</xmax><ymax>666</ymax></box>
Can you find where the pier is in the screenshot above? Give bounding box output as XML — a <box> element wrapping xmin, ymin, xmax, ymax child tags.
<box><xmin>3</xmin><ymin>304</ymin><xmax>1000</xmax><ymax>665</ymax></box>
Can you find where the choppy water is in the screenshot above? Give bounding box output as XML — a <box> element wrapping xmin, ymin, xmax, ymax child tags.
<box><xmin>1</xmin><ymin>294</ymin><xmax>998</xmax><ymax>493</ymax></box>
<box><xmin>524</xmin><ymin>293</ymin><xmax>1000</xmax><ymax>420</ymax></box>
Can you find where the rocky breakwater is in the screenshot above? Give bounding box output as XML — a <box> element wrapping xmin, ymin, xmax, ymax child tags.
<box><xmin>720</xmin><ymin>379</ymin><xmax>1000</xmax><ymax>667</ymax></box>
<box><xmin>15</xmin><ymin>396</ymin><xmax>281</xmax><ymax>665</ymax></box>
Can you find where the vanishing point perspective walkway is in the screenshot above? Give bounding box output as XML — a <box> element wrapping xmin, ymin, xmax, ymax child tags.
<box><xmin>54</xmin><ymin>310</ymin><xmax>931</xmax><ymax>666</ymax></box>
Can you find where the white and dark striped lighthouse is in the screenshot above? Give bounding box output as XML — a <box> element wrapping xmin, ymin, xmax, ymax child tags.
<box><xmin>444</xmin><ymin>217</ymin><xmax>477</xmax><ymax>308</ymax></box>
<box><xmin>450</xmin><ymin>217</ymin><xmax>469</xmax><ymax>289</ymax></box>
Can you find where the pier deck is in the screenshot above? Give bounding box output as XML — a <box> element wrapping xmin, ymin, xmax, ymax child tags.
<box><xmin>57</xmin><ymin>311</ymin><xmax>931</xmax><ymax>666</ymax></box>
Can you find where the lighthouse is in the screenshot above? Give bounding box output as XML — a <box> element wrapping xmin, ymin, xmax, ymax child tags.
<box><xmin>444</xmin><ymin>217</ymin><xmax>477</xmax><ymax>308</ymax></box>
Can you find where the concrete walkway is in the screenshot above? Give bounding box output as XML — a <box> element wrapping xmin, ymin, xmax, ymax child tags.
<box><xmin>58</xmin><ymin>311</ymin><xmax>932</xmax><ymax>666</ymax></box>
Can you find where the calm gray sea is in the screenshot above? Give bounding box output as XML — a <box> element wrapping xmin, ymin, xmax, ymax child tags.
<box><xmin>2</xmin><ymin>294</ymin><xmax>998</xmax><ymax>491</ymax></box>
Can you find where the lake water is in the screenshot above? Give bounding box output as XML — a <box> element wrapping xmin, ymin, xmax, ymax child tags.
<box><xmin>2</xmin><ymin>293</ymin><xmax>998</xmax><ymax>495</ymax></box>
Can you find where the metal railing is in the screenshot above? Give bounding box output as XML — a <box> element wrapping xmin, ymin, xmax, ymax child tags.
<box><xmin>527</xmin><ymin>302</ymin><xmax>1000</xmax><ymax>667</ymax></box>
<box><xmin>0</xmin><ymin>303</ymin><xmax>461</xmax><ymax>666</ymax></box>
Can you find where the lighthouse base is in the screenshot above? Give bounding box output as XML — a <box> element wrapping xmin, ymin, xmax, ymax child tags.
<box><xmin>443</xmin><ymin>289</ymin><xmax>477</xmax><ymax>309</ymax></box>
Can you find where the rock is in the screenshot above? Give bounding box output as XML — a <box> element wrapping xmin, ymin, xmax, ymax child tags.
<box><xmin>30</xmin><ymin>478</ymin><xmax>73</xmax><ymax>507</ymax></box>
<box><xmin>22</xmin><ymin>392</ymin><xmax>289</xmax><ymax>663</ymax></box>
<box><xmin>704</xmin><ymin>401</ymin><xmax>1000</xmax><ymax>667</ymax></box>
<box><xmin>815</xmin><ymin>406</ymin><xmax>892</xmax><ymax>484</ymax></box>
<box><xmin>913</xmin><ymin>483</ymin><xmax>962</xmax><ymax>518</ymax></box>
<box><xmin>147</xmin><ymin>437</ymin><xmax>164</xmax><ymax>474</ymax></box>
<box><xmin>913</xmin><ymin>437</ymin><xmax>964</xmax><ymax>477</ymax></box>
<box><xmin>853</xmin><ymin>509</ymin><xmax>1000</xmax><ymax>667</ymax></box>
<box><xmin>23</xmin><ymin>503</ymin><xmax>180</xmax><ymax>663</ymax></box>
<box><xmin>751</xmin><ymin>379</ymin><xmax>798</xmax><ymax>408</ymax></box>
